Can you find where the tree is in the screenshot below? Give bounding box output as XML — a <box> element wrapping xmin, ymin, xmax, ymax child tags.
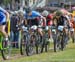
<box><xmin>3</xmin><ymin>0</ymin><xmax>11</xmax><ymax>5</ymax></box>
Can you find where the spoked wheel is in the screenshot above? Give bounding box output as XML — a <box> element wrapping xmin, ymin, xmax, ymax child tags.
<box><xmin>45</xmin><ymin>41</ymin><xmax>50</xmax><ymax>52</ymax></box>
<box><xmin>54</xmin><ymin>34</ymin><xmax>61</xmax><ymax>52</ymax></box>
<box><xmin>26</xmin><ymin>35</ymin><xmax>36</xmax><ymax>56</ymax></box>
<box><xmin>60</xmin><ymin>34</ymin><xmax>64</xmax><ymax>51</ymax></box>
<box><xmin>40</xmin><ymin>36</ymin><xmax>45</xmax><ymax>53</ymax></box>
<box><xmin>51</xmin><ymin>30</ymin><xmax>58</xmax><ymax>52</ymax></box>
<box><xmin>61</xmin><ymin>40</ymin><xmax>64</xmax><ymax>51</ymax></box>
<box><xmin>44</xmin><ymin>36</ymin><xmax>50</xmax><ymax>52</ymax></box>
<box><xmin>20</xmin><ymin>39</ymin><xmax>26</xmax><ymax>55</ymax></box>
<box><xmin>41</xmin><ymin>39</ymin><xmax>50</xmax><ymax>53</ymax></box>
<box><xmin>1</xmin><ymin>40</ymin><xmax>11</xmax><ymax>60</ymax></box>
<box><xmin>36</xmin><ymin>35</ymin><xmax>43</xmax><ymax>54</ymax></box>
<box><xmin>54</xmin><ymin>39</ymin><xmax>59</xmax><ymax>52</ymax></box>
<box><xmin>26</xmin><ymin>44</ymin><xmax>35</xmax><ymax>56</ymax></box>
<box><xmin>36</xmin><ymin>42</ymin><xmax>43</xmax><ymax>54</ymax></box>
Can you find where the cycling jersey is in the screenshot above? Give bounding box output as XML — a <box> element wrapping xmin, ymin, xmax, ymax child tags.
<box><xmin>0</xmin><ymin>7</ymin><xmax>6</xmax><ymax>25</ymax></box>
<box><xmin>24</xmin><ymin>11</ymin><xmax>43</xmax><ymax>26</ymax></box>
<box><xmin>24</xmin><ymin>11</ymin><xmax>43</xmax><ymax>19</ymax></box>
<box><xmin>55</xmin><ymin>16</ymin><xmax>67</xmax><ymax>27</ymax></box>
<box><xmin>46</xmin><ymin>14</ymin><xmax>53</xmax><ymax>26</ymax></box>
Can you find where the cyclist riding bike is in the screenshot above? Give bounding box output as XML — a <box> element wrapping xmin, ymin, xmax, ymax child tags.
<box><xmin>24</xmin><ymin>7</ymin><xmax>46</xmax><ymax>37</ymax></box>
<box><xmin>53</xmin><ymin>10</ymin><xmax>71</xmax><ymax>44</ymax></box>
<box><xmin>0</xmin><ymin>6</ymin><xmax>9</xmax><ymax>41</ymax></box>
<box><xmin>53</xmin><ymin>10</ymin><xmax>71</xmax><ymax>29</ymax></box>
<box><xmin>42</xmin><ymin>10</ymin><xmax>53</xmax><ymax>38</ymax></box>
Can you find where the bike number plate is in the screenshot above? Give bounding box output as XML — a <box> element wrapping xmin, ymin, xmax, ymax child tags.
<box><xmin>58</xmin><ymin>26</ymin><xmax>64</xmax><ymax>31</ymax></box>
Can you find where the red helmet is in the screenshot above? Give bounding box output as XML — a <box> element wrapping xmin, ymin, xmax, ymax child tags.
<box><xmin>47</xmin><ymin>14</ymin><xmax>53</xmax><ymax>19</ymax></box>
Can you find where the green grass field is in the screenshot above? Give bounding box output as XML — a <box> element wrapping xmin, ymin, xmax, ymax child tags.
<box><xmin>0</xmin><ymin>40</ymin><xmax>75</xmax><ymax>62</ymax></box>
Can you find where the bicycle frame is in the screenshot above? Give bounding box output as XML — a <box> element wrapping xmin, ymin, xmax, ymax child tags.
<box><xmin>0</xmin><ymin>33</ymin><xmax>9</xmax><ymax>50</ymax></box>
<box><xmin>0</xmin><ymin>32</ymin><xmax>4</xmax><ymax>50</ymax></box>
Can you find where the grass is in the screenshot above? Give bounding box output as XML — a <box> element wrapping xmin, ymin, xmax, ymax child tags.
<box><xmin>0</xmin><ymin>40</ymin><xmax>75</xmax><ymax>62</ymax></box>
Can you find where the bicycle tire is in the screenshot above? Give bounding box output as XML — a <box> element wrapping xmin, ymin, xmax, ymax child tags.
<box><xmin>20</xmin><ymin>33</ymin><xmax>27</xmax><ymax>55</ymax></box>
<box><xmin>1</xmin><ymin>40</ymin><xmax>10</xmax><ymax>60</ymax></box>
<box><xmin>26</xmin><ymin>35</ymin><xmax>36</xmax><ymax>56</ymax></box>
<box><xmin>36</xmin><ymin>34</ymin><xmax>42</xmax><ymax>54</ymax></box>
<box><xmin>60</xmin><ymin>35</ymin><xmax>64</xmax><ymax>51</ymax></box>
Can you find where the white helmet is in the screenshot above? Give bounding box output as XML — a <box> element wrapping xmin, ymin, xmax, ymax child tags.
<box><xmin>42</xmin><ymin>10</ymin><xmax>49</xmax><ymax>17</ymax></box>
<box><xmin>17</xmin><ymin>10</ymin><xmax>24</xmax><ymax>16</ymax></box>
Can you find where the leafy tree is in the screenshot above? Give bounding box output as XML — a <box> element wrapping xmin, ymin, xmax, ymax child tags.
<box><xmin>3</xmin><ymin>0</ymin><xmax>11</xmax><ymax>5</ymax></box>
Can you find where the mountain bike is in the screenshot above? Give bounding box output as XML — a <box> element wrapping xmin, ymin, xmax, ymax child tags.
<box><xmin>20</xmin><ymin>26</ymin><xmax>33</xmax><ymax>56</ymax></box>
<box><xmin>57</xmin><ymin>26</ymin><xmax>65</xmax><ymax>51</ymax></box>
<box><xmin>41</xmin><ymin>26</ymin><xmax>50</xmax><ymax>53</ymax></box>
<box><xmin>20</xmin><ymin>25</ymin><xmax>42</xmax><ymax>56</ymax></box>
<box><xmin>0</xmin><ymin>32</ymin><xmax>10</xmax><ymax>60</ymax></box>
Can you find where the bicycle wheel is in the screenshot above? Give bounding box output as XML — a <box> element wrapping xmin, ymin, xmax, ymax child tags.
<box><xmin>54</xmin><ymin>36</ymin><xmax>60</xmax><ymax>52</ymax></box>
<box><xmin>60</xmin><ymin>33</ymin><xmax>64</xmax><ymax>51</ymax></box>
<box><xmin>36</xmin><ymin>34</ymin><xmax>42</xmax><ymax>54</ymax></box>
<box><xmin>44</xmin><ymin>34</ymin><xmax>50</xmax><ymax>52</ymax></box>
<box><xmin>1</xmin><ymin>40</ymin><xmax>11</xmax><ymax>60</ymax></box>
<box><xmin>26</xmin><ymin>35</ymin><xmax>36</xmax><ymax>56</ymax></box>
<box><xmin>45</xmin><ymin>42</ymin><xmax>50</xmax><ymax>52</ymax></box>
<box><xmin>26</xmin><ymin>44</ymin><xmax>35</xmax><ymax>56</ymax></box>
<box><xmin>53</xmin><ymin>32</ymin><xmax>60</xmax><ymax>52</ymax></box>
<box><xmin>54</xmin><ymin>39</ymin><xmax>58</xmax><ymax>52</ymax></box>
<box><xmin>40</xmin><ymin>36</ymin><xmax>45</xmax><ymax>53</ymax></box>
<box><xmin>20</xmin><ymin>34</ymin><xmax>26</xmax><ymax>55</ymax></box>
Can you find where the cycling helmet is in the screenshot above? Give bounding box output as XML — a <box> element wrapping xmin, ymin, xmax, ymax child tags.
<box><xmin>12</xmin><ymin>11</ymin><xmax>18</xmax><ymax>16</ymax></box>
<box><xmin>47</xmin><ymin>14</ymin><xmax>53</xmax><ymax>19</ymax></box>
<box><xmin>25</xmin><ymin>7</ymin><xmax>32</xmax><ymax>14</ymax></box>
<box><xmin>18</xmin><ymin>10</ymin><xmax>24</xmax><ymax>16</ymax></box>
<box><xmin>55</xmin><ymin>10</ymin><xmax>63</xmax><ymax>16</ymax></box>
<box><xmin>42</xmin><ymin>10</ymin><xmax>49</xmax><ymax>17</ymax></box>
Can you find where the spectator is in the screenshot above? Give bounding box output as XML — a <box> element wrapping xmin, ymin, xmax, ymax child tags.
<box><xmin>10</xmin><ymin>12</ymin><xmax>20</xmax><ymax>48</ymax></box>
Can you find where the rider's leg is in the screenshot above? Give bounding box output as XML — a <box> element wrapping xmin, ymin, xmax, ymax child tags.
<box><xmin>64</xmin><ymin>28</ymin><xmax>69</xmax><ymax>44</ymax></box>
<box><xmin>0</xmin><ymin>25</ymin><xmax>8</xmax><ymax>40</ymax></box>
<box><xmin>37</xmin><ymin>28</ymin><xmax>43</xmax><ymax>37</ymax></box>
<box><xmin>48</xmin><ymin>29</ymin><xmax>52</xmax><ymax>38</ymax></box>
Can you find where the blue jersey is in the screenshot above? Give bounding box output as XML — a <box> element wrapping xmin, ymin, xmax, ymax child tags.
<box><xmin>0</xmin><ymin>7</ymin><xmax>6</xmax><ymax>24</ymax></box>
<box><xmin>24</xmin><ymin>11</ymin><xmax>42</xmax><ymax>19</ymax></box>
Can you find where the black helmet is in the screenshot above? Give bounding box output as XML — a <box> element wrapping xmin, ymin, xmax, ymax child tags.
<box><xmin>25</xmin><ymin>7</ymin><xmax>32</xmax><ymax>14</ymax></box>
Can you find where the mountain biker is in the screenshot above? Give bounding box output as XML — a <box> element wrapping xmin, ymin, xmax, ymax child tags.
<box><xmin>53</xmin><ymin>10</ymin><xmax>71</xmax><ymax>45</ymax></box>
<box><xmin>24</xmin><ymin>7</ymin><xmax>46</xmax><ymax>37</ymax></box>
<box><xmin>0</xmin><ymin>6</ymin><xmax>9</xmax><ymax>41</ymax></box>
<box><xmin>53</xmin><ymin>10</ymin><xmax>71</xmax><ymax>28</ymax></box>
<box><xmin>42</xmin><ymin>10</ymin><xmax>53</xmax><ymax>38</ymax></box>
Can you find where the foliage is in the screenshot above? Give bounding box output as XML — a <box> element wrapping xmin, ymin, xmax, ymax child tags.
<box><xmin>3</xmin><ymin>0</ymin><xmax>11</xmax><ymax>5</ymax></box>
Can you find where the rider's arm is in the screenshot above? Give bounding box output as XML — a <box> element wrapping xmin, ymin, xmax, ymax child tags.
<box><xmin>41</xmin><ymin>16</ymin><xmax>46</xmax><ymax>26</ymax></box>
<box><xmin>65</xmin><ymin>15</ymin><xmax>72</xmax><ymax>27</ymax></box>
<box><xmin>53</xmin><ymin>16</ymin><xmax>57</xmax><ymax>26</ymax></box>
